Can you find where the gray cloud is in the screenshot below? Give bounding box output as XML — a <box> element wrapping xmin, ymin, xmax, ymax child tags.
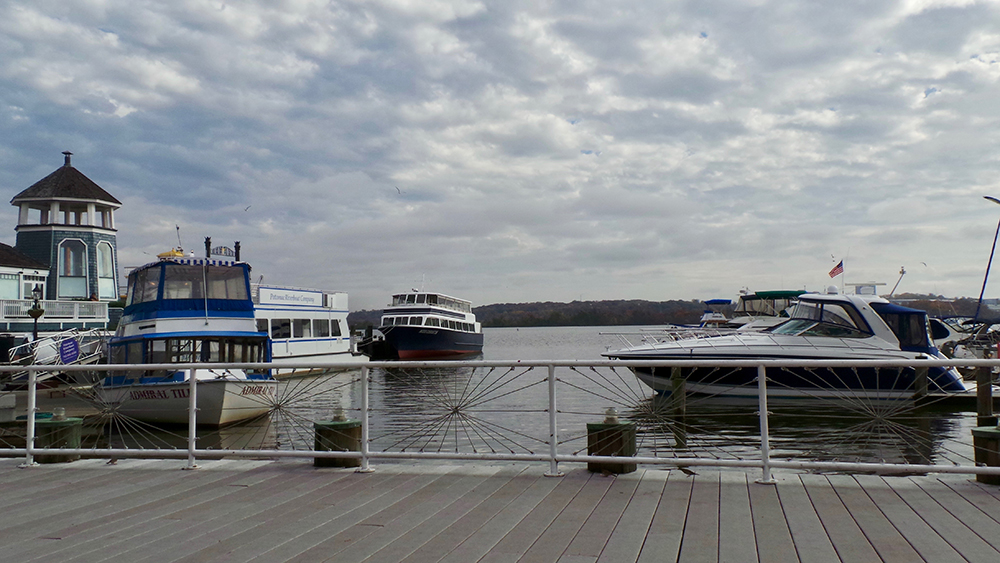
<box><xmin>2</xmin><ymin>0</ymin><xmax>1000</xmax><ymax>310</ymax></box>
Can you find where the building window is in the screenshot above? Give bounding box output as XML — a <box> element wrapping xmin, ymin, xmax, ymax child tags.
<box><xmin>97</xmin><ymin>242</ymin><xmax>116</xmax><ymax>299</ymax></box>
<box><xmin>58</xmin><ymin>239</ymin><xmax>88</xmax><ymax>298</ymax></box>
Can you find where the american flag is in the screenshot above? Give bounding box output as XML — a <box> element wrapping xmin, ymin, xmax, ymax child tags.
<box><xmin>829</xmin><ymin>260</ymin><xmax>844</xmax><ymax>278</ymax></box>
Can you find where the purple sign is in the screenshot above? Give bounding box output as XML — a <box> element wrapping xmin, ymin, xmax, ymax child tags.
<box><xmin>59</xmin><ymin>339</ymin><xmax>80</xmax><ymax>364</ymax></box>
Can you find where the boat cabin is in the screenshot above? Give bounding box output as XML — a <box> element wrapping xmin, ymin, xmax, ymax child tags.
<box><xmin>381</xmin><ymin>292</ymin><xmax>480</xmax><ymax>334</ymax></box>
<box><xmin>111</xmin><ymin>258</ymin><xmax>270</xmax><ymax>376</ymax></box>
<box><xmin>770</xmin><ymin>295</ymin><xmax>937</xmax><ymax>354</ymax></box>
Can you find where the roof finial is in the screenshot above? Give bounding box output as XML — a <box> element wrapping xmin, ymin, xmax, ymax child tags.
<box><xmin>62</xmin><ymin>151</ymin><xmax>73</xmax><ymax>167</ymax></box>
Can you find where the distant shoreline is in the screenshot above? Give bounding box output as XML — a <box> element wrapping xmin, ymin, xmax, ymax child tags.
<box><xmin>347</xmin><ymin>293</ymin><xmax>985</xmax><ymax>330</ymax></box>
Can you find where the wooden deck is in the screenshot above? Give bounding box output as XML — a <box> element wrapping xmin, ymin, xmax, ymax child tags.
<box><xmin>2</xmin><ymin>458</ymin><xmax>1000</xmax><ymax>562</ymax></box>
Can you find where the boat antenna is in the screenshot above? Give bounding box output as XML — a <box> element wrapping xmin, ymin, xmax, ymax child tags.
<box><xmin>889</xmin><ymin>266</ymin><xmax>906</xmax><ymax>296</ymax></box>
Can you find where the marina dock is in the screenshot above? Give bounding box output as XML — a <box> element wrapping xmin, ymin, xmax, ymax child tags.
<box><xmin>2</xmin><ymin>459</ymin><xmax>1000</xmax><ymax>562</ymax></box>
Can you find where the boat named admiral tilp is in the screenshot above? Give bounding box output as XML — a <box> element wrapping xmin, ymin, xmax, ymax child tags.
<box><xmin>102</xmin><ymin>248</ymin><xmax>277</xmax><ymax>426</ymax></box>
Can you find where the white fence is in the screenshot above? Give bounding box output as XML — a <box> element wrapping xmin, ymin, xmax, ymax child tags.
<box><xmin>2</xmin><ymin>358</ymin><xmax>999</xmax><ymax>482</ymax></box>
<box><xmin>0</xmin><ymin>299</ymin><xmax>107</xmax><ymax>320</ymax></box>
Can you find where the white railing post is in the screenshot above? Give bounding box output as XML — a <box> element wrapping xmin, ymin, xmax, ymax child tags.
<box><xmin>184</xmin><ymin>368</ymin><xmax>198</xmax><ymax>470</ymax></box>
<box><xmin>756</xmin><ymin>364</ymin><xmax>775</xmax><ymax>484</ymax></box>
<box><xmin>358</xmin><ymin>365</ymin><xmax>374</xmax><ymax>473</ymax></box>
<box><xmin>545</xmin><ymin>364</ymin><xmax>563</xmax><ymax>477</ymax></box>
<box><xmin>20</xmin><ymin>369</ymin><xmax>38</xmax><ymax>467</ymax></box>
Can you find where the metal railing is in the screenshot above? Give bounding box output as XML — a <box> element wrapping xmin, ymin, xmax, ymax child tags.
<box><xmin>2</xmin><ymin>358</ymin><xmax>999</xmax><ymax>482</ymax></box>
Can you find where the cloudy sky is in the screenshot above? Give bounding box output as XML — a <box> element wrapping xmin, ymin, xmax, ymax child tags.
<box><xmin>2</xmin><ymin>0</ymin><xmax>1000</xmax><ymax>310</ymax></box>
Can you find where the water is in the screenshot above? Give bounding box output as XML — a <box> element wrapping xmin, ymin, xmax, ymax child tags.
<box><xmin>481</xmin><ymin>326</ymin><xmax>626</xmax><ymax>360</ymax></box>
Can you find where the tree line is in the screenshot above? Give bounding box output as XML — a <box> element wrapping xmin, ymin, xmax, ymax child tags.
<box><xmin>346</xmin><ymin>293</ymin><xmax>992</xmax><ymax>330</ymax></box>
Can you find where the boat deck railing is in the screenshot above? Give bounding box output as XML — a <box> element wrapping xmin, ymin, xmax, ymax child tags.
<box><xmin>0</xmin><ymin>299</ymin><xmax>108</xmax><ymax>321</ymax></box>
<box><xmin>3</xmin><ymin>357</ymin><xmax>1000</xmax><ymax>482</ymax></box>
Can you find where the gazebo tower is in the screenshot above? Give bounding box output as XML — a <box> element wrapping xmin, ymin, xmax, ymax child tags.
<box><xmin>10</xmin><ymin>152</ymin><xmax>121</xmax><ymax>301</ymax></box>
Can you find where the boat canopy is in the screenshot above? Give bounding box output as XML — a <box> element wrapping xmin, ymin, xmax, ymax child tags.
<box><xmin>123</xmin><ymin>260</ymin><xmax>254</xmax><ymax>318</ymax></box>
<box><xmin>703</xmin><ymin>299</ymin><xmax>732</xmax><ymax>305</ymax></box>
<box><xmin>869</xmin><ymin>301</ymin><xmax>934</xmax><ymax>352</ymax></box>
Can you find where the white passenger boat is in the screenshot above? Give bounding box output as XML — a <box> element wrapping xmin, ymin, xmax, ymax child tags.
<box><xmin>252</xmin><ymin>284</ymin><xmax>367</xmax><ymax>376</ymax></box>
<box><xmin>101</xmin><ymin>255</ymin><xmax>277</xmax><ymax>426</ymax></box>
<box><xmin>358</xmin><ymin>291</ymin><xmax>484</xmax><ymax>360</ymax></box>
<box><xmin>605</xmin><ymin>291</ymin><xmax>966</xmax><ymax>399</ymax></box>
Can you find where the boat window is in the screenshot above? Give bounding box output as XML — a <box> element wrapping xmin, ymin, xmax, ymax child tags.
<box><xmin>417</xmin><ymin>294</ymin><xmax>426</xmax><ymax>303</ymax></box>
<box><xmin>771</xmin><ymin>301</ymin><xmax>872</xmax><ymax>338</ymax></box>
<box><xmin>129</xmin><ymin>267</ymin><xmax>160</xmax><ymax>305</ymax></box>
<box><xmin>111</xmin><ymin>344</ymin><xmax>126</xmax><ymax>364</ymax></box>
<box><xmin>162</xmin><ymin>265</ymin><xmax>206</xmax><ymax>299</ymax></box>
<box><xmin>332</xmin><ymin>320</ymin><xmax>343</xmax><ymax>337</ymax></box>
<box><xmin>256</xmin><ymin>319</ymin><xmax>268</xmax><ymax>333</ymax></box>
<box><xmin>411</xmin><ymin>316</ymin><xmax>422</xmax><ymax>325</ymax></box>
<box><xmin>426</xmin><ymin>318</ymin><xmax>439</xmax><ymax>327</ymax></box>
<box><xmin>427</xmin><ymin>294</ymin><xmax>438</xmax><ymax>304</ymax></box>
<box><xmin>128</xmin><ymin>341</ymin><xmax>143</xmax><ymax>363</ymax></box>
<box><xmin>872</xmin><ymin>305</ymin><xmax>933</xmax><ymax>349</ymax></box>
<box><xmin>449</xmin><ymin>320</ymin><xmax>457</xmax><ymax>329</ymax></box>
<box><xmin>148</xmin><ymin>340</ymin><xmax>168</xmax><ymax>364</ymax></box>
<box><xmin>294</xmin><ymin>319</ymin><xmax>311</xmax><ymax>338</ymax></box>
<box><xmin>272</xmin><ymin>319</ymin><xmax>291</xmax><ymax>339</ymax></box>
<box><xmin>170</xmin><ymin>339</ymin><xmax>197</xmax><ymax>363</ymax></box>
<box><xmin>406</xmin><ymin>294</ymin><xmax>416</xmax><ymax>304</ymax></box>
<box><xmin>315</xmin><ymin>319</ymin><xmax>330</xmax><ymax>337</ymax></box>
<box><xmin>205</xmin><ymin>266</ymin><xmax>249</xmax><ymax>300</ymax></box>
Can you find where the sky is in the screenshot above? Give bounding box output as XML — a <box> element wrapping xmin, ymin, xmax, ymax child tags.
<box><xmin>2</xmin><ymin>0</ymin><xmax>1000</xmax><ymax>311</ymax></box>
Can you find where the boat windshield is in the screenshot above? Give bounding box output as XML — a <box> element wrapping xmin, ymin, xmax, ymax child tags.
<box><xmin>128</xmin><ymin>263</ymin><xmax>249</xmax><ymax>305</ymax></box>
<box><xmin>769</xmin><ymin>301</ymin><xmax>873</xmax><ymax>338</ymax></box>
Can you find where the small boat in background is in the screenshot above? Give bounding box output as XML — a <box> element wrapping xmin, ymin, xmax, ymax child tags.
<box><xmin>358</xmin><ymin>291</ymin><xmax>484</xmax><ymax>360</ymax></box>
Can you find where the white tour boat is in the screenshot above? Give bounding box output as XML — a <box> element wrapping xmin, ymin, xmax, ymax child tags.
<box><xmin>252</xmin><ymin>284</ymin><xmax>368</xmax><ymax>376</ymax></box>
<box><xmin>358</xmin><ymin>291</ymin><xmax>484</xmax><ymax>360</ymax></box>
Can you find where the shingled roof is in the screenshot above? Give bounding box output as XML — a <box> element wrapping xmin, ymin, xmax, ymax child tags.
<box><xmin>10</xmin><ymin>152</ymin><xmax>121</xmax><ymax>206</ymax></box>
<box><xmin>0</xmin><ymin>242</ymin><xmax>48</xmax><ymax>270</ymax></box>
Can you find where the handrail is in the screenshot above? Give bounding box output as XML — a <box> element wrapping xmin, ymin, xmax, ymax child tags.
<box><xmin>8</xmin><ymin>357</ymin><xmax>1000</xmax><ymax>481</ymax></box>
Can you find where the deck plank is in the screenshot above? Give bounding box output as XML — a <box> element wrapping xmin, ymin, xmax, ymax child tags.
<box><xmin>434</xmin><ymin>467</ymin><xmax>564</xmax><ymax>563</ymax></box>
<box><xmin>635</xmin><ymin>471</ymin><xmax>693</xmax><ymax>563</ymax></box>
<box><xmin>853</xmin><ymin>475</ymin><xmax>965</xmax><ymax>563</ymax></box>
<box><xmin>800</xmin><ymin>473</ymin><xmax>881</xmax><ymax>562</ymax></box>
<box><xmin>717</xmin><ymin>471</ymin><xmax>756</xmax><ymax>563</ymax></box>
<box><xmin>560</xmin><ymin>472</ymin><xmax>643</xmax><ymax>561</ymax></box>
<box><xmin>773</xmin><ymin>475</ymin><xmax>838</xmax><ymax>563</ymax></box>
<box><xmin>19</xmin><ymin>463</ymin><xmax>301</xmax><ymax>563</ymax></box>
<box><xmin>595</xmin><ymin>470</ymin><xmax>667</xmax><ymax>563</ymax></box>
<box><xmin>476</xmin><ymin>468</ymin><xmax>594</xmax><ymax>563</ymax></box>
<box><xmin>239</xmin><ymin>467</ymin><xmax>451</xmax><ymax>563</ymax></box>
<box><xmin>908</xmin><ymin>475</ymin><xmax>1000</xmax><ymax>553</ymax></box>
<box><xmin>364</xmin><ymin>467</ymin><xmax>523</xmax><ymax>562</ymax></box>
<box><xmin>677</xmin><ymin>470</ymin><xmax>720</xmax><ymax>563</ymax></box>
<box><xmin>885</xmin><ymin>475</ymin><xmax>1000</xmax><ymax>563</ymax></box>
<box><xmin>747</xmin><ymin>479</ymin><xmax>797</xmax><ymax>563</ymax></box>
<box><xmin>826</xmin><ymin>474</ymin><xmax>921</xmax><ymax>563</ymax></box>
<box><xmin>325</xmin><ymin>465</ymin><xmax>509</xmax><ymax>563</ymax></box>
<box><xmin>0</xmin><ymin>461</ymin><xmax>274</xmax><ymax>559</ymax></box>
<box><xmin>6</xmin><ymin>460</ymin><xmax>1000</xmax><ymax>563</ymax></box>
